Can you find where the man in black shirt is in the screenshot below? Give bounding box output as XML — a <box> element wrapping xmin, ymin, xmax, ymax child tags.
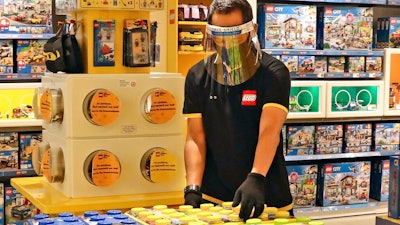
<box><xmin>182</xmin><ymin>0</ymin><xmax>293</xmax><ymax>220</ymax></box>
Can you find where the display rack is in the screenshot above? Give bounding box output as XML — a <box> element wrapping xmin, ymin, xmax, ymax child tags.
<box><xmin>11</xmin><ymin>177</ymin><xmax>183</xmax><ymax>214</ymax></box>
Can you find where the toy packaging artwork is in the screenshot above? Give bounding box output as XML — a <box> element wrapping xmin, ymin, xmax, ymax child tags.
<box><xmin>365</xmin><ymin>56</ymin><xmax>383</xmax><ymax>73</ymax></box>
<box><xmin>0</xmin><ymin>0</ymin><xmax>52</xmax><ymax>34</ymax></box>
<box><xmin>298</xmin><ymin>56</ymin><xmax>315</xmax><ymax>74</ymax></box>
<box><xmin>376</xmin><ymin>17</ymin><xmax>400</xmax><ymax>48</ymax></box>
<box><xmin>0</xmin><ymin>132</ymin><xmax>18</xmax><ymax>151</ymax></box>
<box><xmin>16</xmin><ymin>39</ymin><xmax>47</xmax><ymax>74</ymax></box>
<box><xmin>0</xmin><ymin>40</ymin><xmax>13</xmax><ymax>74</ymax></box>
<box><xmin>347</xmin><ymin>56</ymin><xmax>365</xmax><ymax>73</ymax></box>
<box><xmin>344</xmin><ymin>123</ymin><xmax>372</xmax><ymax>153</ymax></box>
<box><xmin>281</xmin><ymin>55</ymin><xmax>298</xmax><ymax>73</ymax></box>
<box><xmin>19</xmin><ymin>131</ymin><xmax>42</xmax><ymax>170</ymax></box>
<box><xmin>257</xmin><ymin>4</ymin><xmax>317</xmax><ymax>49</ymax></box>
<box><xmin>389</xmin><ymin>82</ymin><xmax>400</xmax><ymax>110</ymax></box>
<box><xmin>328</xmin><ymin>56</ymin><xmax>345</xmax><ymax>73</ymax></box>
<box><xmin>287</xmin><ymin>164</ymin><xmax>318</xmax><ymax>208</ymax></box>
<box><xmin>94</xmin><ymin>20</ymin><xmax>116</xmax><ymax>67</ymax></box>
<box><xmin>314</xmin><ymin>56</ymin><xmax>327</xmax><ymax>73</ymax></box>
<box><xmin>370</xmin><ymin>160</ymin><xmax>389</xmax><ymax>202</ymax></box>
<box><xmin>315</xmin><ymin>124</ymin><xmax>343</xmax><ymax>154</ymax></box>
<box><xmin>374</xmin><ymin>123</ymin><xmax>400</xmax><ymax>152</ymax></box>
<box><xmin>318</xmin><ymin>6</ymin><xmax>373</xmax><ymax>50</ymax></box>
<box><xmin>5</xmin><ymin>186</ymin><xmax>40</xmax><ymax>225</ymax></box>
<box><xmin>318</xmin><ymin>161</ymin><xmax>371</xmax><ymax>207</ymax></box>
<box><xmin>389</xmin><ymin>156</ymin><xmax>400</xmax><ymax>218</ymax></box>
<box><xmin>286</xmin><ymin>125</ymin><xmax>315</xmax><ymax>155</ymax></box>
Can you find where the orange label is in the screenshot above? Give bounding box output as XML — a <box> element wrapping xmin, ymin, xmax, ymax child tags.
<box><xmin>146</xmin><ymin>148</ymin><xmax>177</xmax><ymax>183</ymax></box>
<box><xmin>144</xmin><ymin>89</ymin><xmax>177</xmax><ymax>124</ymax></box>
<box><xmin>89</xmin><ymin>90</ymin><xmax>120</xmax><ymax>126</ymax></box>
<box><xmin>40</xmin><ymin>89</ymin><xmax>53</xmax><ymax>123</ymax></box>
<box><xmin>91</xmin><ymin>150</ymin><xmax>121</xmax><ymax>187</ymax></box>
<box><xmin>41</xmin><ymin>149</ymin><xmax>51</xmax><ymax>182</ymax></box>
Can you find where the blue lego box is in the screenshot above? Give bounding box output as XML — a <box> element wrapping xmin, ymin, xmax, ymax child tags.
<box><xmin>298</xmin><ymin>56</ymin><xmax>315</xmax><ymax>74</ymax></box>
<box><xmin>374</xmin><ymin>123</ymin><xmax>400</xmax><ymax>152</ymax></box>
<box><xmin>0</xmin><ymin>39</ymin><xmax>13</xmax><ymax>74</ymax></box>
<box><xmin>318</xmin><ymin>161</ymin><xmax>371</xmax><ymax>207</ymax></box>
<box><xmin>317</xmin><ymin>6</ymin><xmax>373</xmax><ymax>50</ymax></box>
<box><xmin>389</xmin><ymin>156</ymin><xmax>400</xmax><ymax>218</ymax></box>
<box><xmin>315</xmin><ymin>124</ymin><xmax>343</xmax><ymax>154</ymax></box>
<box><xmin>19</xmin><ymin>131</ymin><xmax>42</xmax><ymax>171</ymax></box>
<box><xmin>257</xmin><ymin>4</ymin><xmax>317</xmax><ymax>50</ymax></box>
<box><xmin>370</xmin><ymin>160</ymin><xmax>390</xmax><ymax>202</ymax></box>
<box><xmin>0</xmin><ymin>183</ymin><xmax>5</xmax><ymax>225</ymax></box>
<box><xmin>344</xmin><ymin>123</ymin><xmax>372</xmax><ymax>153</ymax></box>
<box><xmin>286</xmin><ymin>125</ymin><xmax>315</xmax><ymax>155</ymax></box>
<box><xmin>5</xmin><ymin>186</ymin><xmax>40</xmax><ymax>225</ymax></box>
<box><xmin>16</xmin><ymin>39</ymin><xmax>47</xmax><ymax>74</ymax></box>
<box><xmin>93</xmin><ymin>20</ymin><xmax>116</xmax><ymax>67</ymax></box>
<box><xmin>376</xmin><ymin>17</ymin><xmax>400</xmax><ymax>48</ymax></box>
<box><xmin>287</xmin><ymin>164</ymin><xmax>318</xmax><ymax>208</ymax></box>
<box><xmin>0</xmin><ymin>149</ymin><xmax>18</xmax><ymax>169</ymax></box>
<box><xmin>0</xmin><ymin>0</ymin><xmax>52</xmax><ymax>34</ymax></box>
<box><xmin>0</xmin><ymin>132</ymin><xmax>19</xmax><ymax>151</ymax></box>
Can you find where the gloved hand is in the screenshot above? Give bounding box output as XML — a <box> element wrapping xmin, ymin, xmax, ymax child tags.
<box><xmin>184</xmin><ymin>191</ymin><xmax>202</xmax><ymax>208</ymax></box>
<box><xmin>232</xmin><ymin>173</ymin><xmax>266</xmax><ymax>221</ymax></box>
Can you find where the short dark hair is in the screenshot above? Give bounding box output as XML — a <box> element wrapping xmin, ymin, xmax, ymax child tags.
<box><xmin>207</xmin><ymin>0</ymin><xmax>253</xmax><ymax>25</ymax></box>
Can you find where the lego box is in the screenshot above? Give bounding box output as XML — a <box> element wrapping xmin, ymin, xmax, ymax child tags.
<box><xmin>287</xmin><ymin>164</ymin><xmax>318</xmax><ymax>208</ymax></box>
<box><xmin>257</xmin><ymin>4</ymin><xmax>317</xmax><ymax>49</ymax></box>
<box><xmin>19</xmin><ymin>131</ymin><xmax>42</xmax><ymax>171</ymax></box>
<box><xmin>376</xmin><ymin>17</ymin><xmax>400</xmax><ymax>48</ymax></box>
<box><xmin>318</xmin><ymin>161</ymin><xmax>371</xmax><ymax>207</ymax></box>
<box><xmin>0</xmin><ymin>40</ymin><xmax>13</xmax><ymax>74</ymax></box>
<box><xmin>344</xmin><ymin>123</ymin><xmax>372</xmax><ymax>153</ymax></box>
<box><xmin>374</xmin><ymin>123</ymin><xmax>400</xmax><ymax>152</ymax></box>
<box><xmin>370</xmin><ymin>160</ymin><xmax>390</xmax><ymax>202</ymax></box>
<box><xmin>318</xmin><ymin>6</ymin><xmax>373</xmax><ymax>50</ymax></box>
<box><xmin>16</xmin><ymin>39</ymin><xmax>47</xmax><ymax>74</ymax></box>
<box><xmin>286</xmin><ymin>125</ymin><xmax>315</xmax><ymax>155</ymax></box>
<box><xmin>5</xmin><ymin>186</ymin><xmax>40</xmax><ymax>225</ymax></box>
<box><xmin>389</xmin><ymin>156</ymin><xmax>400</xmax><ymax>219</ymax></box>
<box><xmin>315</xmin><ymin>124</ymin><xmax>343</xmax><ymax>154</ymax></box>
<box><xmin>0</xmin><ymin>132</ymin><xmax>19</xmax><ymax>151</ymax></box>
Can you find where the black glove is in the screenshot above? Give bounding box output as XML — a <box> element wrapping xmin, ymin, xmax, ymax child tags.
<box><xmin>232</xmin><ymin>173</ymin><xmax>266</xmax><ymax>221</ymax></box>
<box><xmin>184</xmin><ymin>191</ymin><xmax>202</xmax><ymax>208</ymax></box>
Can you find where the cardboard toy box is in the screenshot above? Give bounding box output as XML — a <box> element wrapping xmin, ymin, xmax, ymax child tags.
<box><xmin>374</xmin><ymin>123</ymin><xmax>400</xmax><ymax>152</ymax></box>
<box><xmin>16</xmin><ymin>39</ymin><xmax>47</xmax><ymax>74</ymax></box>
<box><xmin>5</xmin><ymin>186</ymin><xmax>40</xmax><ymax>225</ymax></box>
<box><xmin>286</xmin><ymin>125</ymin><xmax>315</xmax><ymax>155</ymax></box>
<box><xmin>287</xmin><ymin>164</ymin><xmax>318</xmax><ymax>208</ymax></box>
<box><xmin>370</xmin><ymin>160</ymin><xmax>390</xmax><ymax>202</ymax></box>
<box><xmin>0</xmin><ymin>132</ymin><xmax>19</xmax><ymax>151</ymax></box>
<box><xmin>315</xmin><ymin>124</ymin><xmax>343</xmax><ymax>154</ymax></box>
<box><xmin>376</xmin><ymin>17</ymin><xmax>400</xmax><ymax>48</ymax></box>
<box><xmin>389</xmin><ymin>156</ymin><xmax>400</xmax><ymax>218</ymax></box>
<box><xmin>19</xmin><ymin>131</ymin><xmax>42</xmax><ymax>171</ymax></box>
<box><xmin>344</xmin><ymin>123</ymin><xmax>373</xmax><ymax>153</ymax></box>
<box><xmin>0</xmin><ymin>0</ymin><xmax>52</xmax><ymax>35</ymax></box>
<box><xmin>257</xmin><ymin>4</ymin><xmax>317</xmax><ymax>49</ymax></box>
<box><xmin>0</xmin><ymin>40</ymin><xmax>13</xmax><ymax>74</ymax></box>
<box><xmin>318</xmin><ymin>161</ymin><xmax>371</xmax><ymax>207</ymax></box>
<box><xmin>317</xmin><ymin>6</ymin><xmax>373</xmax><ymax>50</ymax></box>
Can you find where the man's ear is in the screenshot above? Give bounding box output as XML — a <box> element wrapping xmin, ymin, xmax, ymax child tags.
<box><xmin>253</xmin><ymin>23</ymin><xmax>258</xmax><ymax>33</ymax></box>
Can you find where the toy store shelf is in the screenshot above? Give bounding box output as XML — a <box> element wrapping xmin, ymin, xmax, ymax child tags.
<box><xmin>388</xmin><ymin>0</ymin><xmax>400</xmax><ymax>5</ymax></box>
<box><xmin>286</xmin><ymin>152</ymin><xmax>385</xmax><ymax>161</ymax></box>
<box><xmin>295</xmin><ymin>201</ymin><xmax>387</xmax><ymax>219</ymax></box>
<box><xmin>0</xmin><ymin>119</ymin><xmax>42</xmax><ymax>128</ymax></box>
<box><xmin>0</xmin><ymin>169</ymin><xmax>36</xmax><ymax>182</ymax></box>
<box><xmin>291</xmin><ymin>72</ymin><xmax>383</xmax><ymax>79</ymax></box>
<box><xmin>10</xmin><ymin>176</ymin><xmax>184</xmax><ymax>214</ymax></box>
<box><xmin>178</xmin><ymin>21</ymin><xmax>207</xmax><ymax>26</ymax></box>
<box><xmin>286</xmin><ymin>0</ymin><xmax>386</xmax><ymax>4</ymax></box>
<box><xmin>0</xmin><ymin>73</ymin><xmax>44</xmax><ymax>81</ymax></box>
<box><xmin>0</xmin><ymin>34</ymin><xmax>54</xmax><ymax>40</ymax></box>
<box><xmin>263</xmin><ymin>49</ymin><xmax>384</xmax><ymax>57</ymax></box>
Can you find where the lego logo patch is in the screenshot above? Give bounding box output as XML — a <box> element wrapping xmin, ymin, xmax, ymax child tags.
<box><xmin>325</xmin><ymin>165</ymin><xmax>333</xmax><ymax>173</ymax></box>
<box><xmin>325</xmin><ymin>8</ymin><xmax>332</xmax><ymax>16</ymax></box>
<box><xmin>266</xmin><ymin>5</ymin><xmax>274</xmax><ymax>13</ymax></box>
<box><xmin>242</xmin><ymin>90</ymin><xmax>257</xmax><ymax>106</ymax></box>
<box><xmin>391</xmin><ymin>18</ymin><xmax>397</xmax><ymax>25</ymax></box>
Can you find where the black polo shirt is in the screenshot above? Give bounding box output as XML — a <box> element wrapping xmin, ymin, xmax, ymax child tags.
<box><xmin>183</xmin><ymin>52</ymin><xmax>293</xmax><ymax>208</ymax></box>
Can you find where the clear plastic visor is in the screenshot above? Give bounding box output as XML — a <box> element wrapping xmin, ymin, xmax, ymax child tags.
<box><xmin>204</xmin><ymin>21</ymin><xmax>261</xmax><ymax>86</ymax></box>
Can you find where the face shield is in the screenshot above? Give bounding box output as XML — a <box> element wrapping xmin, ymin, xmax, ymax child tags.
<box><xmin>204</xmin><ymin>21</ymin><xmax>262</xmax><ymax>86</ymax></box>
